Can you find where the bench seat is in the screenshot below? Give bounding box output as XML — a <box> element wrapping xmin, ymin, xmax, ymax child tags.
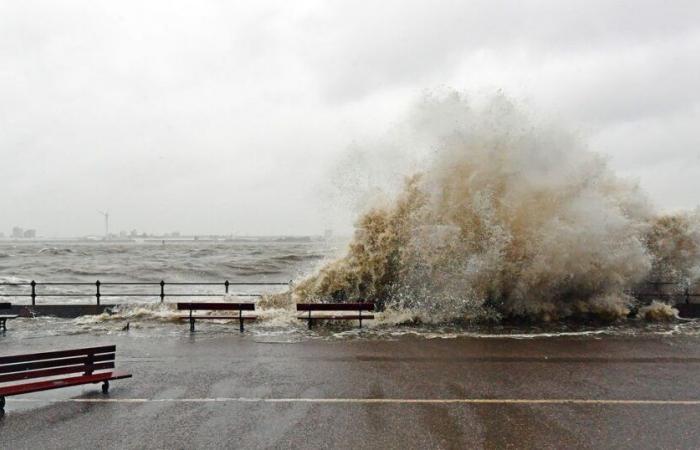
<box><xmin>0</xmin><ymin>303</ymin><xmax>16</xmax><ymax>331</ymax></box>
<box><xmin>296</xmin><ymin>303</ymin><xmax>375</xmax><ymax>329</ymax></box>
<box><xmin>297</xmin><ymin>315</ymin><xmax>375</xmax><ymax>320</ymax></box>
<box><xmin>177</xmin><ymin>315</ymin><xmax>258</xmax><ymax>320</ymax></box>
<box><xmin>177</xmin><ymin>302</ymin><xmax>257</xmax><ymax>332</ymax></box>
<box><xmin>0</xmin><ymin>370</ymin><xmax>132</xmax><ymax>397</ymax></box>
<box><xmin>0</xmin><ymin>345</ymin><xmax>132</xmax><ymax>413</ymax></box>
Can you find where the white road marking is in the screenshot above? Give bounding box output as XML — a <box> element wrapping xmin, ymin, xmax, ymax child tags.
<box><xmin>7</xmin><ymin>397</ymin><xmax>700</xmax><ymax>405</ymax></box>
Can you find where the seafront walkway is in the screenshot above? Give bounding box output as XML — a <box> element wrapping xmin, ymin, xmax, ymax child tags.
<box><xmin>1</xmin><ymin>333</ymin><xmax>700</xmax><ymax>449</ymax></box>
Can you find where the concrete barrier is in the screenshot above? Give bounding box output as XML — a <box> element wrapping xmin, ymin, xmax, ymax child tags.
<box><xmin>8</xmin><ymin>304</ymin><xmax>116</xmax><ymax>318</ymax></box>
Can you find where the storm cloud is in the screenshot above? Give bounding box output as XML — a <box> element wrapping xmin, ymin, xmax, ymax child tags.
<box><xmin>1</xmin><ymin>0</ymin><xmax>699</xmax><ymax>236</ymax></box>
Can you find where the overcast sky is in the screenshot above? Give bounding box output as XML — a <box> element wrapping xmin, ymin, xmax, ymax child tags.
<box><xmin>1</xmin><ymin>0</ymin><xmax>699</xmax><ymax>237</ymax></box>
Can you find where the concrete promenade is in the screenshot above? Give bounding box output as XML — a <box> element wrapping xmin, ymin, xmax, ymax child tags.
<box><xmin>1</xmin><ymin>332</ymin><xmax>700</xmax><ymax>449</ymax></box>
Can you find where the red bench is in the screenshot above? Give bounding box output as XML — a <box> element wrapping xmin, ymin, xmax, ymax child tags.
<box><xmin>0</xmin><ymin>345</ymin><xmax>132</xmax><ymax>414</ymax></box>
<box><xmin>296</xmin><ymin>303</ymin><xmax>375</xmax><ymax>329</ymax></box>
<box><xmin>177</xmin><ymin>302</ymin><xmax>257</xmax><ymax>332</ymax></box>
<box><xmin>0</xmin><ymin>303</ymin><xmax>17</xmax><ymax>331</ymax></box>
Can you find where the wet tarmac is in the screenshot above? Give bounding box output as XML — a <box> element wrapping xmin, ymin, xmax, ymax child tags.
<box><xmin>1</xmin><ymin>332</ymin><xmax>700</xmax><ymax>449</ymax></box>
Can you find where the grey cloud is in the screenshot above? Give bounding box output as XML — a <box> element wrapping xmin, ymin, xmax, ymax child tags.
<box><xmin>296</xmin><ymin>0</ymin><xmax>700</xmax><ymax>102</ymax></box>
<box><xmin>1</xmin><ymin>0</ymin><xmax>699</xmax><ymax>236</ymax></box>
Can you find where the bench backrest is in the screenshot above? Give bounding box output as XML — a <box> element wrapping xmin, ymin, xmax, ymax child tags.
<box><xmin>0</xmin><ymin>303</ymin><xmax>10</xmax><ymax>310</ymax></box>
<box><xmin>0</xmin><ymin>345</ymin><xmax>117</xmax><ymax>384</ymax></box>
<box><xmin>177</xmin><ymin>302</ymin><xmax>255</xmax><ymax>311</ymax></box>
<box><xmin>296</xmin><ymin>303</ymin><xmax>375</xmax><ymax>312</ymax></box>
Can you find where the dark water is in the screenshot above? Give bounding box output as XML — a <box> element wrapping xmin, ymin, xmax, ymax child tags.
<box><xmin>0</xmin><ymin>239</ymin><xmax>338</xmax><ymax>302</ymax></box>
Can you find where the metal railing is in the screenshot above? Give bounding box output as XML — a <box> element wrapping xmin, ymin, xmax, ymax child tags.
<box><xmin>0</xmin><ymin>280</ymin><xmax>290</xmax><ymax>306</ymax></box>
<box><xmin>1</xmin><ymin>279</ymin><xmax>697</xmax><ymax>307</ymax></box>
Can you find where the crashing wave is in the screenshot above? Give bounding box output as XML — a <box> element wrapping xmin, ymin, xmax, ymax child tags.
<box><xmin>292</xmin><ymin>92</ymin><xmax>700</xmax><ymax>322</ymax></box>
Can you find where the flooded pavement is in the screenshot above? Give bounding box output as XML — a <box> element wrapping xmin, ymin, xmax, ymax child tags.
<box><xmin>2</xmin><ymin>331</ymin><xmax>700</xmax><ymax>449</ymax></box>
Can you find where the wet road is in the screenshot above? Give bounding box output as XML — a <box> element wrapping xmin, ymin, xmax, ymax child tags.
<box><xmin>1</xmin><ymin>332</ymin><xmax>700</xmax><ymax>449</ymax></box>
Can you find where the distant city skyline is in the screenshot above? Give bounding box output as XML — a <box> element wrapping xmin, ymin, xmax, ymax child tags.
<box><xmin>2</xmin><ymin>225</ymin><xmax>332</xmax><ymax>239</ymax></box>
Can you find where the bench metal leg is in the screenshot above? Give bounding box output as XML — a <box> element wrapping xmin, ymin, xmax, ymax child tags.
<box><xmin>102</xmin><ymin>381</ymin><xmax>109</xmax><ymax>394</ymax></box>
<box><xmin>239</xmin><ymin>309</ymin><xmax>244</xmax><ymax>332</ymax></box>
<box><xmin>0</xmin><ymin>318</ymin><xmax>5</xmax><ymax>332</ymax></box>
<box><xmin>190</xmin><ymin>317</ymin><xmax>195</xmax><ymax>332</ymax></box>
<box><xmin>0</xmin><ymin>396</ymin><xmax>5</xmax><ymax>412</ymax></box>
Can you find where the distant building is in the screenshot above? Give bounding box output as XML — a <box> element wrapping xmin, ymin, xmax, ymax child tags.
<box><xmin>23</xmin><ymin>229</ymin><xmax>36</xmax><ymax>238</ymax></box>
<box><xmin>171</xmin><ymin>231</ymin><xmax>181</xmax><ymax>237</ymax></box>
<box><xmin>11</xmin><ymin>227</ymin><xmax>23</xmax><ymax>238</ymax></box>
<box><xmin>119</xmin><ymin>230</ymin><xmax>128</xmax><ymax>238</ymax></box>
<box><xmin>324</xmin><ymin>229</ymin><xmax>333</xmax><ymax>240</ymax></box>
<box><xmin>130</xmin><ymin>229</ymin><xmax>138</xmax><ymax>238</ymax></box>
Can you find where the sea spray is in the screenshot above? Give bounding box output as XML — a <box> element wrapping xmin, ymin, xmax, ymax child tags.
<box><xmin>637</xmin><ymin>301</ymin><xmax>679</xmax><ymax>321</ymax></box>
<box><xmin>293</xmin><ymin>92</ymin><xmax>700</xmax><ymax>322</ymax></box>
<box><xmin>644</xmin><ymin>213</ymin><xmax>700</xmax><ymax>284</ymax></box>
<box><xmin>74</xmin><ymin>303</ymin><xmax>183</xmax><ymax>324</ymax></box>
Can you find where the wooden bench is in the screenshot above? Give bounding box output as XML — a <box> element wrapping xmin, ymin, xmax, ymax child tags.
<box><xmin>0</xmin><ymin>303</ymin><xmax>18</xmax><ymax>332</ymax></box>
<box><xmin>0</xmin><ymin>345</ymin><xmax>132</xmax><ymax>414</ymax></box>
<box><xmin>296</xmin><ymin>303</ymin><xmax>375</xmax><ymax>329</ymax></box>
<box><xmin>177</xmin><ymin>302</ymin><xmax>257</xmax><ymax>332</ymax></box>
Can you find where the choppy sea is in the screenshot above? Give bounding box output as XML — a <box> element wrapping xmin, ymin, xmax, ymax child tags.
<box><xmin>1</xmin><ymin>239</ymin><xmax>698</xmax><ymax>341</ymax></box>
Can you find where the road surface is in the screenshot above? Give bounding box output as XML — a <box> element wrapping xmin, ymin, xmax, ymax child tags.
<box><xmin>1</xmin><ymin>331</ymin><xmax>700</xmax><ymax>449</ymax></box>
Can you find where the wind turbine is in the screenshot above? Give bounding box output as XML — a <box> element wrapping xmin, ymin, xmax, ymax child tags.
<box><xmin>98</xmin><ymin>211</ymin><xmax>109</xmax><ymax>238</ymax></box>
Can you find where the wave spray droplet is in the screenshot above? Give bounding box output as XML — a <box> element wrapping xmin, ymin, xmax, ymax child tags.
<box><xmin>294</xmin><ymin>92</ymin><xmax>700</xmax><ymax>322</ymax></box>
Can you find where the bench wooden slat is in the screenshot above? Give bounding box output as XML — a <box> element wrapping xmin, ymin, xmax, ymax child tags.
<box><xmin>0</xmin><ymin>371</ymin><xmax>132</xmax><ymax>397</ymax></box>
<box><xmin>0</xmin><ymin>315</ymin><xmax>18</xmax><ymax>319</ymax></box>
<box><xmin>0</xmin><ymin>345</ymin><xmax>116</xmax><ymax>365</ymax></box>
<box><xmin>0</xmin><ymin>303</ymin><xmax>10</xmax><ymax>309</ymax></box>
<box><xmin>177</xmin><ymin>303</ymin><xmax>255</xmax><ymax>311</ymax></box>
<box><xmin>297</xmin><ymin>315</ymin><xmax>375</xmax><ymax>320</ymax></box>
<box><xmin>178</xmin><ymin>316</ymin><xmax>258</xmax><ymax>320</ymax></box>
<box><xmin>296</xmin><ymin>303</ymin><xmax>374</xmax><ymax>312</ymax></box>
<box><xmin>0</xmin><ymin>362</ymin><xmax>115</xmax><ymax>384</ymax></box>
<box><xmin>0</xmin><ymin>353</ymin><xmax>115</xmax><ymax>374</ymax></box>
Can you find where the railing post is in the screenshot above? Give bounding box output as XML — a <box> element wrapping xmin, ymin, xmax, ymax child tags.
<box><xmin>225</xmin><ymin>280</ymin><xmax>229</xmax><ymax>294</ymax></box>
<box><xmin>95</xmin><ymin>280</ymin><xmax>101</xmax><ymax>306</ymax></box>
<box><xmin>160</xmin><ymin>280</ymin><xmax>165</xmax><ymax>303</ymax></box>
<box><xmin>30</xmin><ymin>280</ymin><xmax>36</xmax><ymax>306</ymax></box>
